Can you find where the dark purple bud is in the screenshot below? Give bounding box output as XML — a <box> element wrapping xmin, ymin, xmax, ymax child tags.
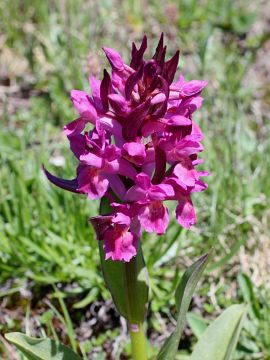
<box><xmin>159</xmin><ymin>46</ymin><xmax>167</xmax><ymax>69</ymax></box>
<box><xmin>131</xmin><ymin>42</ymin><xmax>137</xmax><ymax>58</ymax></box>
<box><xmin>144</xmin><ymin>60</ymin><xmax>159</xmax><ymax>78</ymax></box>
<box><xmin>43</xmin><ymin>166</ymin><xmax>80</xmax><ymax>193</ymax></box>
<box><xmin>130</xmin><ymin>35</ymin><xmax>147</xmax><ymax>70</ymax></box>
<box><xmin>153</xmin><ymin>33</ymin><xmax>167</xmax><ymax>66</ymax></box>
<box><xmin>123</xmin><ymin>98</ymin><xmax>151</xmax><ymax>141</ymax></box>
<box><xmin>163</xmin><ymin>50</ymin><xmax>180</xmax><ymax>84</ymax></box>
<box><xmin>125</xmin><ymin>64</ymin><xmax>144</xmax><ymax>100</ymax></box>
<box><xmin>153</xmin><ymin>33</ymin><xmax>164</xmax><ymax>61</ymax></box>
<box><xmin>100</xmin><ymin>69</ymin><xmax>111</xmax><ymax>111</ymax></box>
<box><xmin>151</xmin><ymin>146</ymin><xmax>166</xmax><ymax>184</ymax></box>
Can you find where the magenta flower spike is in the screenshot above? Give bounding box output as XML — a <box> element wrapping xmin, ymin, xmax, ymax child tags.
<box><xmin>44</xmin><ymin>34</ymin><xmax>208</xmax><ymax>263</ymax></box>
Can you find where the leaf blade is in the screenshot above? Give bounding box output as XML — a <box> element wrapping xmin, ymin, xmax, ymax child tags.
<box><xmin>157</xmin><ymin>253</ymin><xmax>210</xmax><ymax>360</ymax></box>
<box><xmin>190</xmin><ymin>304</ymin><xmax>247</xmax><ymax>360</ymax></box>
<box><xmin>5</xmin><ymin>332</ymin><xmax>82</xmax><ymax>360</ymax></box>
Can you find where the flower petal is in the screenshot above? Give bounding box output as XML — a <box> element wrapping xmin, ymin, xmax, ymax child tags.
<box><xmin>192</xmin><ymin>179</ymin><xmax>208</xmax><ymax>193</ymax></box>
<box><xmin>125</xmin><ymin>64</ymin><xmax>143</xmax><ymax>100</ymax></box>
<box><xmin>103</xmin><ymin>47</ymin><xmax>125</xmax><ymax>71</ymax></box>
<box><xmin>182</xmin><ymin>80</ymin><xmax>208</xmax><ymax>97</ymax></box>
<box><xmin>165</xmin><ymin>115</ymin><xmax>191</xmax><ymax>127</ymax></box>
<box><xmin>99</xmin><ymin>116</ymin><xmax>123</xmax><ymax>138</ymax></box>
<box><xmin>176</xmin><ymin>198</ymin><xmax>196</xmax><ymax>229</ymax></box>
<box><xmin>122</xmin><ymin>142</ymin><xmax>146</xmax><ymax>166</ymax></box>
<box><xmin>104</xmin><ymin>227</ymin><xmax>138</xmax><ymax>262</ymax></box>
<box><xmin>138</xmin><ymin>201</ymin><xmax>169</xmax><ymax>234</ymax></box>
<box><xmin>112</xmin><ymin>212</ymin><xmax>131</xmax><ymax>226</ymax></box>
<box><xmin>149</xmin><ymin>183</ymin><xmax>175</xmax><ymax>200</ymax></box>
<box><xmin>123</xmin><ymin>98</ymin><xmax>151</xmax><ymax>141</ymax></box>
<box><xmin>105</xmin><ymin>158</ymin><xmax>137</xmax><ymax>180</ymax></box>
<box><xmin>68</xmin><ymin>133</ymin><xmax>85</xmax><ymax>159</ymax></box>
<box><xmin>173</xmin><ymin>160</ymin><xmax>197</xmax><ymax>187</ymax></box>
<box><xmin>125</xmin><ymin>185</ymin><xmax>147</xmax><ymax>202</ymax></box>
<box><xmin>89</xmin><ymin>76</ymin><xmax>103</xmax><ymax>112</ymax></box>
<box><xmin>135</xmin><ymin>172</ymin><xmax>151</xmax><ymax>190</ymax></box>
<box><xmin>79</xmin><ymin>152</ymin><xmax>103</xmax><ymax>168</ymax></box>
<box><xmin>108</xmin><ymin>93</ymin><xmax>129</xmax><ymax>115</ymax></box>
<box><xmin>63</xmin><ymin>118</ymin><xmax>86</xmax><ymax>136</ymax></box>
<box><xmin>77</xmin><ymin>165</ymin><xmax>109</xmax><ymax>199</ymax></box>
<box><xmin>70</xmin><ymin>90</ymin><xmax>97</xmax><ymax>120</ymax></box>
<box><xmin>151</xmin><ymin>93</ymin><xmax>166</xmax><ymax>105</ymax></box>
<box><xmin>100</xmin><ymin>69</ymin><xmax>112</xmax><ymax>111</ymax></box>
<box><xmin>107</xmin><ymin>174</ymin><xmax>126</xmax><ymax>200</ymax></box>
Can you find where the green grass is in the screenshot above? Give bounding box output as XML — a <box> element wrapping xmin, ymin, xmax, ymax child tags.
<box><xmin>0</xmin><ymin>0</ymin><xmax>270</xmax><ymax>359</ymax></box>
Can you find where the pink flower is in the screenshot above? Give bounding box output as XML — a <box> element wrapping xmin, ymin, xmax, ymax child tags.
<box><xmin>90</xmin><ymin>206</ymin><xmax>140</xmax><ymax>262</ymax></box>
<box><xmin>44</xmin><ymin>34</ymin><xmax>208</xmax><ymax>262</ymax></box>
<box><xmin>125</xmin><ymin>173</ymin><xmax>174</xmax><ymax>234</ymax></box>
<box><xmin>103</xmin><ymin>213</ymin><xmax>138</xmax><ymax>262</ymax></box>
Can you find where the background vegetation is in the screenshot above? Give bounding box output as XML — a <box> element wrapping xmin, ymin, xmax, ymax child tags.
<box><xmin>0</xmin><ymin>0</ymin><xmax>269</xmax><ymax>358</ymax></box>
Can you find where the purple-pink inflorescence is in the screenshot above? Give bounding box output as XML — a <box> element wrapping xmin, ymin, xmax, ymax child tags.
<box><xmin>44</xmin><ymin>34</ymin><xmax>208</xmax><ymax>262</ymax></box>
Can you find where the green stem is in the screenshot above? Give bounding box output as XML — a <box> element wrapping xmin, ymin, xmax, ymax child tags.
<box><xmin>99</xmin><ymin>197</ymin><xmax>148</xmax><ymax>359</ymax></box>
<box><xmin>129</xmin><ymin>322</ymin><xmax>148</xmax><ymax>360</ymax></box>
<box><xmin>124</xmin><ymin>260</ymin><xmax>148</xmax><ymax>360</ymax></box>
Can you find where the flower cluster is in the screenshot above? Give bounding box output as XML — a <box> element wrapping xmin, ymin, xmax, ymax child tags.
<box><xmin>44</xmin><ymin>34</ymin><xmax>208</xmax><ymax>262</ymax></box>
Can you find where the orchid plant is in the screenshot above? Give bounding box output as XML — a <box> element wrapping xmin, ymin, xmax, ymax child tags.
<box><xmin>5</xmin><ymin>35</ymin><xmax>247</xmax><ymax>360</ymax></box>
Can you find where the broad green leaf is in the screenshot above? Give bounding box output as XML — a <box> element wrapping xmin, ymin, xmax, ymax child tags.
<box><xmin>186</xmin><ymin>312</ymin><xmax>208</xmax><ymax>339</ymax></box>
<box><xmin>190</xmin><ymin>304</ymin><xmax>247</xmax><ymax>360</ymax></box>
<box><xmin>98</xmin><ymin>197</ymin><xmax>149</xmax><ymax>323</ymax></box>
<box><xmin>99</xmin><ymin>241</ymin><xmax>148</xmax><ymax>322</ymax></box>
<box><xmin>157</xmin><ymin>253</ymin><xmax>210</xmax><ymax>360</ymax></box>
<box><xmin>5</xmin><ymin>332</ymin><xmax>82</xmax><ymax>360</ymax></box>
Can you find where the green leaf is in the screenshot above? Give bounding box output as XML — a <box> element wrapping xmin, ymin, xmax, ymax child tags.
<box><xmin>190</xmin><ymin>304</ymin><xmax>247</xmax><ymax>360</ymax></box>
<box><xmin>99</xmin><ymin>241</ymin><xmax>148</xmax><ymax>322</ymax></box>
<box><xmin>98</xmin><ymin>197</ymin><xmax>149</xmax><ymax>323</ymax></box>
<box><xmin>237</xmin><ymin>273</ymin><xmax>260</xmax><ymax>319</ymax></box>
<box><xmin>5</xmin><ymin>332</ymin><xmax>82</xmax><ymax>360</ymax></box>
<box><xmin>157</xmin><ymin>253</ymin><xmax>210</xmax><ymax>360</ymax></box>
<box><xmin>186</xmin><ymin>312</ymin><xmax>208</xmax><ymax>339</ymax></box>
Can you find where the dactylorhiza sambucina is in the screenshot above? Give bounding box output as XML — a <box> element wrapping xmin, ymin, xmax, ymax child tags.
<box><xmin>44</xmin><ymin>34</ymin><xmax>208</xmax><ymax>262</ymax></box>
